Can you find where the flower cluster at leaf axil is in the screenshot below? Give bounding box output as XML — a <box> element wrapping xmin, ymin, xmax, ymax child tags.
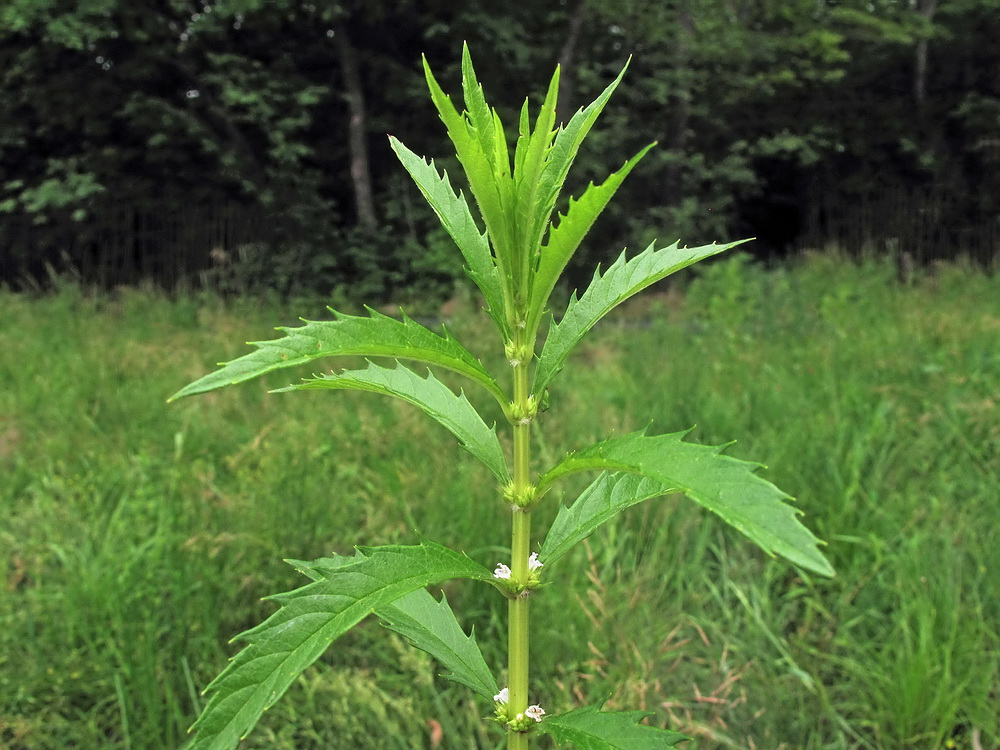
<box><xmin>493</xmin><ymin>687</ymin><xmax>545</xmax><ymax>730</ymax></box>
<box><xmin>492</xmin><ymin>553</ymin><xmax>543</xmax><ymax>596</ymax></box>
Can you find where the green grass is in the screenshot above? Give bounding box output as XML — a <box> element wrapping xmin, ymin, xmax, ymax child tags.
<box><xmin>1</xmin><ymin>253</ymin><xmax>997</xmax><ymax>749</ymax></box>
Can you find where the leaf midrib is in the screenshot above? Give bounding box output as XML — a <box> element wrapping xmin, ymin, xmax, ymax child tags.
<box><xmin>206</xmin><ymin>565</ymin><xmax>481</xmax><ymax>741</ymax></box>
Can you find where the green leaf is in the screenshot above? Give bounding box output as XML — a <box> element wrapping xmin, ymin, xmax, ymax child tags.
<box><xmin>457</xmin><ymin>44</ymin><xmax>518</xmax><ymax>287</ymax></box>
<box><xmin>168</xmin><ymin>307</ymin><xmax>506</xmax><ymax>405</ymax></box>
<box><xmin>389</xmin><ymin>136</ymin><xmax>508</xmax><ymax>336</ymax></box>
<box><xmin>537</xmin><ymin>703</ymin><xmax>688</xmax><ymax>748</ymax></box>
<box><xmin>289</xmin><ymin>561</ymin><xmax>499</xmax><ymax>700</ymax></box>
<box><xmin>513</xmin><ymin>66</ymin><xmax>561</xmax><ymax>281</ymax></box>
<box><xmin>539</xmin><ymin>472</ymin><xmax>674</xmax><ymax>566</ymax></box>
<box><xmin>537</xmin><ymin>430</ymin><xmax>835</xmax><ymax>576</ymax></box>
<box><xmin>275</xmin><ymin>361</ymin><xmax>510</xmax><ymax>483</ymax></box>
<box><xmin>534</xmin><ymin>239</ymin><xmax>749</xmax><ymax>393</ymax></box>
<box><xmin>524</xmin><ymin>62</ymin><xmax>629</xmax><ymax>290</ymax></box>
<box><xmin>379</xmin><ymin>588</ymin><xmax>498</xmax><ymax>700</ymax></box>
<box><xmin>490</xmin><ymin>108</ymin><xmax>511</xmax><ymax>186</ymax></box>
<box><xmin>521</xmin><ymin>61</ymin><xmax>631</xmax><ymax>338</ymax></box>
<box><xmin>287</xmin><ymin>555</ymin><xmax>353</xmax><ymax>582</ymax></box>
<box><xmin>461</xmin><ymin>43</ymin><xmax>507</xmax><ymax>181</ymax></box>
<box><xmin>186</xmin><ymin>542</ymin><xmax>493</xmax><ymax>750</ymax></box>
<box><xmin>527</xmin><ymin>144</ymin><xmax>654</xmax><ymax>338</ymax></box>
<box><xmin>423</xmin><ymin>53</ymin><xmax>514</xmax><ymax>278</ymax></box>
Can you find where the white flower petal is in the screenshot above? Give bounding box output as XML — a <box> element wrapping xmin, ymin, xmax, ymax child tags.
<box><xmin>525</xmin><ymin>704</ymin><xmax>545</xmax><ymax>722</ymax></box>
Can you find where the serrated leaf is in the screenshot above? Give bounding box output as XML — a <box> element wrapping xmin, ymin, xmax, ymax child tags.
<box><xmin>524</xmin><ymin>62</ymin><xmax>629</xmax><ymax>290</ymax></box>
<box><xmin>169</xmin><ymin>308</ymin><xmax>505</xmax><ymax>404</ymax></box>
<box><xmin>516</xmin><ymin>67</ymin><xmax>559</xmax><ymax>195</ymax></box>
<box><xmin>288</xmin><ymin>561</ymin><xmax>499</xmax><ymax>700</ymax></box>
<box><xmin>187</xmin><ymin>542</ymin><xmax>492</xmax><ymax>750</ymax></box>
<box><xmin>379</xmin><ymin>588</ymin><xmax>498</xmax><ymax>699</ymax></box>
<box><xmin>537</xmin><ymin>430</ymin><xmax>835</xmax><ymax>576</ymax></box>
<box><xmin>461</xmin><ymin>43</ymin><xmax>504</xmax><ymax>179</ymax></box>
<box><xmin>537</xmin><ymin>703</ymin><xmax>688</xmax><ymax>748</ymax></box>
<box><xmin>527</xmin><ymin>144</ymin><xmax>654</xmax><ymax>337</ymax></box>
<box><xmin>389</xmin><ymin>137</ymin><xmax>508</xmax><ymax>335</ymax></box>
<box><xmin>539</xmin><ymin>472</ymin><xmax>674</xmax><ymax>566</ymax></box>
<box><xmin>287</xmin><ymin>555</ymin><xmax>352</xmax><ymax>581</ymax></box>
<box><xmin>490</xmin><ymin>107</ymin><xmax>513</xmax><ymax>196</ymax></box>
<box><xmin>275</xmin><ymin>361</ymin><xmax>510</xmax><ymax>483</ymax></box>
<box><xmin>423</xmin><ymin>52</ymin><xmax>514</xmax><ymax>276</ymax></box>
<box><xmin>514</xmin><ymin>97</ymin><xmax>532</xmax><ymax>175</ymax></box>
<box><xmin>513</xmin><ymin>66</ymin><xmax>561</xmax><ymax>286</ymax></box>
<box><xmin>458</xmin><ymin>44</ymin><xmax>518</xmax><ymax>287</ymax></box>
<box><xmin>534</xmin><ymin>239</ymin><xmax>748</xmax><ymax>393</ymax></box>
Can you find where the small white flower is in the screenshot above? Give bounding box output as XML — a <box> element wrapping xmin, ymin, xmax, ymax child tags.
<box><xmin>493</xmin><ymin>687</ymin><xmax>508</xmax><ymax>704</ymax></box>
<box><xmin>493</xmin><ymin>563</ymin><xmax>512</xmax><ymax>580</ymax></box>
<box><xmin>528</xmin><ymin>552</ymin><xmax>543</xmax><ymax>571</ymax></box>
<box><xmin>525</xmin><ymin>704</ymin><xmax>545</xmax><ymax>722</ymax></box>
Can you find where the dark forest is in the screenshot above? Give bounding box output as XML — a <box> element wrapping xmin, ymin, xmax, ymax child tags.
<box><xmin>2</xmin><ymin>0</ymin><xmax>998</xmax><ymax>298</ymax></box>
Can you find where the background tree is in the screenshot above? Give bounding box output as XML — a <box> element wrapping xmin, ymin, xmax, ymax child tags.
<box><xmin>1</xmin><ymin>0</ymin><xmax>996</xmax><ymax>297</ymax></box>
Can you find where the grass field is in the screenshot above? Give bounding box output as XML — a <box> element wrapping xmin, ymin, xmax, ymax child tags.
<box><xmin>1</xmin><ymin>252</ymin><xmax>998</xmax><ymax>749</ymax></box>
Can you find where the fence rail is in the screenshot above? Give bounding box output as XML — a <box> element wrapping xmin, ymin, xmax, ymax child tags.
<box><xmin>1</xmin><ymin>190</ymin><xmax>996</xmax><ymax>292</ymax></box>
<box><xmin>799</xmin><ymin>187</ymin><xmax>999</xmax><ymax>267</ymax></box>
<box><xmin>0</xmin><ymin>203</ymin><xmax>266</xmax><ymax>291</ymax></box>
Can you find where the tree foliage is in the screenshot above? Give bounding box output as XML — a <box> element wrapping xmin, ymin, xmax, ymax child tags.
<box><xmin>1</xmin><ymin>0</ymin><xmax>997</xmax><ymax>294</ymax></box>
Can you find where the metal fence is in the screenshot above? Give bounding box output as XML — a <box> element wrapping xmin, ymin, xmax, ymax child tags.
<box><xmin>0</xmin><ymin>202</ymin><xmax>265</xmax><ymax>290</ymax></box>
<box><xmin>799</xmin><ymin>186</ymin><xmax>999</xmax><ymax>267</ymax></box>
<box><xmin>2</xmin><ymin>190</ymin><xmax>996</xmax><ymax>292</ymax></box>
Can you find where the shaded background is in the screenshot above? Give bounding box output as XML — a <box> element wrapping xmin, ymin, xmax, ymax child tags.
<box><xmin>2</xmin><ymin>4</ymin><xmax>1000</xmax><ymax>749</ymax></box>
<box><xmin>1</xmin><ymin>0</ymin><xmax>998</xmax><ymax>301</ymax></box>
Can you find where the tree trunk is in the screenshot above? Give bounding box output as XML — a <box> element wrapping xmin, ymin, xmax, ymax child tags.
<box><xmin>914</xmin><ymin>0</ymin><xmax>938</xmax><ymax>108</ymax></box>
<box><xmin>663</xmin><ymin>5</ymin><xmax>694</xmax><ymax>208</ymax></box>
<box><xmin>556</xmin><ymin>0</ymin><xmax>587</xmax><ymax>126</ymax></box>
<box><xmin>333</xmin><ymin>23</ymin><xmax>377</xmax><ymax>230</ymax></box>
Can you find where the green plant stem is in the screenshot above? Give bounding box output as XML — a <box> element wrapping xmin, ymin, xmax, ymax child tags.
<box><xmin>508</xmin><ymin>350</ymin><xmax>532</xmax><ymax>749</ymax></box>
